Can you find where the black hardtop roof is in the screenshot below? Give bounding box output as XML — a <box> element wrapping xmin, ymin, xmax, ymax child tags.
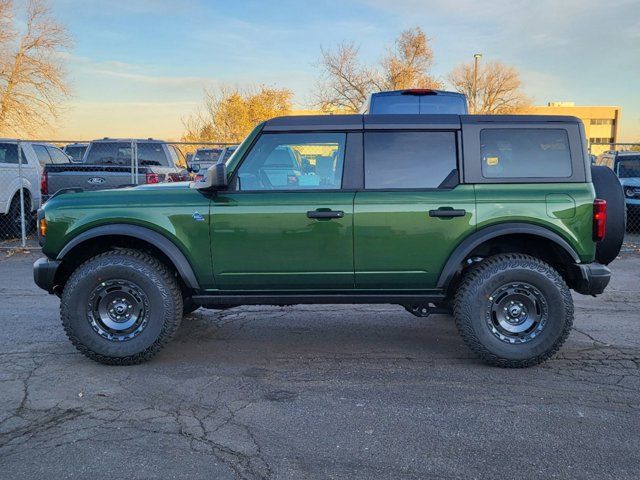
<box><xmin>264</xmin><ymin>114</ymin><xmax>582</xmax><ymax>131</ymax></box>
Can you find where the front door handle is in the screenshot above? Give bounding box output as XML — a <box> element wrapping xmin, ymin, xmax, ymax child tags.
<box><xmin>307</xmin><ymin>210</ymin><xmax>344</xmax><ymax>219</ymax></box>
<box><xmin>429</xmin><ymin>208</ymin><xmax>466</xmax><ymax>218</ymax></box>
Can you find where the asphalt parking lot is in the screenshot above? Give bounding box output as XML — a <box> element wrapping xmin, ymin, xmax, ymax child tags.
<box><xmin>0</xmin><ymin>250</ymin><xmax>639</xmax><ymax>479</ymax></box>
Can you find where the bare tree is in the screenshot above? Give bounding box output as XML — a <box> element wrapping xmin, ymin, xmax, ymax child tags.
<box><xmin>182</xmin><ymin>85</ymin><xmax>293</xmax><ymax>144</ymax></box>
<box><xmin>448</xmin><ymin>60</ymin><xmax>531</xmax><ymax>114</ymax></box>
<box><xmin>315</xmin><ymin>27</ymin><xmax>441</xmax><ymax>113</ymax></box>
<box><xmin>0</xmin><ymin>0</ymin><xmax>71</xmax><ymax>136</ymax></box>
<box><xmin>315</xmin><ymin>42</ymin><xmax>374</xmax><ymax>113</ymax></box>
<box><xmin>380</xmin><ymin>27</ymin><xmax>441</xmax><ymax>90</ymax></box>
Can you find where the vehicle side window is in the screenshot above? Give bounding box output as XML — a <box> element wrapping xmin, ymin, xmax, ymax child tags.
<box><xmin>169</xmin><ymin>145</ymin><xmax>188</xmax><ymax>169</ymax></box>
<box><xmin>235</xmin><ymin>133</ymin><xmax>346</xmax><ymax>191</ymax></box>
<box><xmin>0</xmin><ymin>143</ymin><xmax>19</xmax><ymax>164</ymax></box>
<box><xmin>138</xmin><ymin>143</ymin><xmax>169</xmax><ymax>167</ymax></box>
<box><xmin>364</xmin><ymin>131</ymin><xmax>457</xmax><ymax>189</ymax></box>
<box><xmin>481</xmin><ymin>129</ymin><xmax>572</xmax><ymax>178</ymax></box>
<box><xmin>46</xmin><ymin>146</ymin><xmax>70</xmax><ymax>164</ymax></box>
<box><xmin>32</xmin><ymin>145</ymin><xmax>52</xmax><ymax>165</ymax></box>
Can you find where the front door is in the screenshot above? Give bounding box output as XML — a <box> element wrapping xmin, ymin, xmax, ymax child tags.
<box><xmin>354</xmin><ymin>130</ymin><xmax>476</xmax><ymax>290</ymax></box>
<box><xmin>211</xmin><ymin>131</ymin><xmax>355</xmax><ymax>291</ymax></box>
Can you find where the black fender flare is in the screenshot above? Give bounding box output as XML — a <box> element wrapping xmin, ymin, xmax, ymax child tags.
<box><xmin>436</xmin><ymin>223</ymin><xmax>581</xmax><ymax>290</ymax></box>
<box><xmin>57</xmin><ymin>224</ymin><xmax>200</xmax><ymax>290</ymax></box>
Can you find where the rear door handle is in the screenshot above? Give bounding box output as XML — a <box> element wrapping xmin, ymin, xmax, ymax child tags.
<box><xmin>429</xmin><ymin>208</ymin><xmax>466</xmax><ymax>218</ymax></box>
<box><xmin>307</xmin><ymin>210</ymin><xmax>344</xmax><ymax>219</ymax></box>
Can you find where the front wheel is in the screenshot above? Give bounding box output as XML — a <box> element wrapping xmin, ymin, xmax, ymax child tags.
<box><xmin>453</xmin><ymin>254</ymin><xmax>573</xmax><ymax>368</ymax></box>
<box><xmin>61</xmin><ymin>249</ymin><xmax>183</xmax><ymax>365</ymax></box>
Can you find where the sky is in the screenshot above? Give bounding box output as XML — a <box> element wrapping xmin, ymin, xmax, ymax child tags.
<box><xmin>43</xmin><ymin>0</ymin><xmax>640</xmax><ymax>141</ymax></box>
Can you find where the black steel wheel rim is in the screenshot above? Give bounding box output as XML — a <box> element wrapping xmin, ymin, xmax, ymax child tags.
<box><xmin>87</xmin><ymin>279</ymin><xmax>150</xmax><ymax>342</ymax></box>
<box><xmin>485</xmin><ymin>282</ymin><xmax>548</xmax><ymax>344</ymax></box>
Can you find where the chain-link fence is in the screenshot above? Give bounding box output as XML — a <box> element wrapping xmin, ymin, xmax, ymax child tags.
<box><xmin>0</xmin><ymin>139</ymin><xmax>235</xmax><ymax>249</ymax></box>
<box><xmin>2</xmin><ymin>138</ymin><xmax>639</xmax><ymax>251</ymax></box>
<box><xmin>590</xmin><ymin>142</ymin><xmax>640</xmax><ymax>250</ymax></box>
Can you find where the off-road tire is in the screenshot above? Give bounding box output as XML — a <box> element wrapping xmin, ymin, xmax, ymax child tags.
<box><xmin>61</xmin><ymin>249</ymin><xmax>183</xmax><ymax>365</ymax></box>
<box><xmin>453</xmin><ymin>254</ymin><xmax>573</xmax><ymax>368</ymax></box>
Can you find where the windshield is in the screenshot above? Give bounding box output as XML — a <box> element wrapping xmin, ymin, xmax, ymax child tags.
<box><xmin>616</xmin><ymin>156</ymin><xmax>640</xmax><ymax>178</ymax></box>
<box><xmin>194</xmin><ymin>149</ymin><xmax>223</xmax><ymax>162</ymax></box>
<box><xmin>225</xmin><ymin>125</ymin><xmax>263</xmax><ymax>175</ymax></box>
<box><xmin>84</xmin><ymin>142</ymin><xmax>169</xmax><ymax>166</ymax></box>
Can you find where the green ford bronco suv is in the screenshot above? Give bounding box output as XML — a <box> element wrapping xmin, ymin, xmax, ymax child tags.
<box><xmin>33</xmin><ymin>114</ymin><xmax>625</xmax><ymax>367</ymax></box>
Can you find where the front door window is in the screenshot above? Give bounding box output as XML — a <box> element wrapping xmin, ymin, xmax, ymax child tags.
<box><xmin>234</xmin><ymin>133</ymin><xmax>346</xmax><ymax>191</ymax></box>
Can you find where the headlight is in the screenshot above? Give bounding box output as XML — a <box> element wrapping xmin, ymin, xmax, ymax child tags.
<box><xmin>625</xmin><ymin>188</ymin><xmax>636</xmax><ymax>198</ymax></box>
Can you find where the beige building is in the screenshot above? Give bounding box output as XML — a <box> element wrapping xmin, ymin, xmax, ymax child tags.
<box><xmin>529</xmin><ymin>102</ymin><xmax>621</xmax><ymax>156</ymax></box>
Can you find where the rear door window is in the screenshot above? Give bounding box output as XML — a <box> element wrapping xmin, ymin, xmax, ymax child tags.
<box><xmin>481</xmin><ymin>129</ymin><xmax>572</xmax><ymax>178</ymax></box>
<box><xmin>364</xmin><ymin>131</ymin><xmax>457</xmax><ymax>189</ymax></box>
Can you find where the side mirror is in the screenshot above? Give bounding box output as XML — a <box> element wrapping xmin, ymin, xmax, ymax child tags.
<box><xmin>192</xmin><ymin>162</ymin><xmax>227</xmax><ymax>190</ymax></box>
<box><xmin>189</xmin><ymin>163</ymin><xmax>201</xmax><ymax>173</ymax></box>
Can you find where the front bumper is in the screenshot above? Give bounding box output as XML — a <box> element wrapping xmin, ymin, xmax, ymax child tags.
<box><xmin>571</xmin><ymin>262</ymin><xmax>611</xmax><ymax>296</ymax></box>
<box><xmin>33</xmin><ymin>257</ymin><xmax>61</xmax><ymax>294</ymax></box>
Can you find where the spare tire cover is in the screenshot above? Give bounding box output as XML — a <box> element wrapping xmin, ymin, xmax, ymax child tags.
<box><xmin>591</xmin><ymin>165</ymin><xmax>625</xmax><ymax>265</ymax></box>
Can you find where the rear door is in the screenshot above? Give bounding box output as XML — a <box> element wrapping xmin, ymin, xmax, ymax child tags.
<box><xmin>210</xmin><ymin>131</ymin><xmax>357</xmax><ymax>290</ymax></box>
<box><xmin>354</xmin><ymin>124</ymin><xmax>476</xmax><ymax>290</ymax></box>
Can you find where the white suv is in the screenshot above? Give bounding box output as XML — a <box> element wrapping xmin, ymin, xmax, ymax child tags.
<box><xmin>0</xmin><ymin>140</ymin><xmax>69</xmax><ymax>237</ymax></box>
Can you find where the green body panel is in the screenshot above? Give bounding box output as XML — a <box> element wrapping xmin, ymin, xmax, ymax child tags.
<box><xmin>210</xmin><ymin>192</ymin><xmax>355</xmax><ymax>290</ymax></box>
<box><xmin>353</xmin><ymin>185</ymin><xmax>476</xmax><ymax>290</ymax></box>
<box><xmin>41</xmin><ymin>183</ymin><xmax>215</xmax><ymax>287</ymax></box>
<box><xmin>474</xmin><ymin>183</ymin><xmax>596</xmax><ymax>262</ymax></box>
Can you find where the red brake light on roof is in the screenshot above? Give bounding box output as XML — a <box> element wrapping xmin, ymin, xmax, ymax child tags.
<box><xmin>40</xmin><ymin>172</ymin><xmax>48</xmax><ymax>196</ymax></box>
<box><xmin>145</xmin><ymin>173</ymin><xmax>159</xmax><ymax>184</ymax></box>
<box><xmin>402</xmin><ymin>89</ymin><xmax>436</xmax><ymax>95</ymax></box>
<box><xmin>593</xmin><ymin>199</ymin><xmax>607</xmax><ymax>242</ymax></box>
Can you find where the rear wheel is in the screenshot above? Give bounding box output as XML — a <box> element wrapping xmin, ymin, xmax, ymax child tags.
<box><xmin>61</xmin><ymin>249</ymin><xmax>183</xmax><ymax>365</ymax></box>
<box><xmin>454</xmin><ymin>254</ymin><xmax>573</xmax><ymax>368</ymax></box>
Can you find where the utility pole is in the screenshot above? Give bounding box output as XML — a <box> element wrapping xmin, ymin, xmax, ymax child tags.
<box><xmin>473</xmin><ymin>53</ymin><xmax>482</xmax><ymax>114</ymax></box>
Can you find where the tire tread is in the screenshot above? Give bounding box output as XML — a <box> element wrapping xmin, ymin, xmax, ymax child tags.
<box><xmin>453</xmin><ymin>253</ymin><xmax>573</xmax><ymax>368</ymax></box>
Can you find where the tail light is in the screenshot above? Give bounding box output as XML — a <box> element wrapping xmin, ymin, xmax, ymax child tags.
<box><xmin>145</xmin><ymin>173</ymin><xmax>159</xmax><ymax>184</ymax></box>
<box><xmin>40</xmin><ymin>172</ymin><xmax>48</xmax><ymax>196</ymax></box>
<box><xmin>167</xmin><ymin>172</ymin><xmax>189</xmax><ymax>182</ymax></box>
<box><xmin>593</xmin><ymin>199</ymin><xmax>607</xmax><ymax>242</ymax></box>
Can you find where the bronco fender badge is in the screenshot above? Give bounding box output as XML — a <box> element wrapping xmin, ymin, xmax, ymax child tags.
<box><xmin>192</xmin><ymin>211</ymin><xmax>204</xmax><ymax>221</ymax></box>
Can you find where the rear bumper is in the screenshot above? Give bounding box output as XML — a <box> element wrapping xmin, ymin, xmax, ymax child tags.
<box><xmin>33</xmin><ymin>257</ymin><xmax>61</xmax><ymax>294</ymax></box>
<box><xmin>571</xmin><ymin>262</ymin><xmax>611</xmax><ymax>296</ymax></box>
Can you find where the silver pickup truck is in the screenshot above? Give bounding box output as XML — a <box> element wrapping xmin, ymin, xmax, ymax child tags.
<box><xmin>41</xmin><ymin>139</ymin><xmax>190</xmax><ymax>201</ymax></box>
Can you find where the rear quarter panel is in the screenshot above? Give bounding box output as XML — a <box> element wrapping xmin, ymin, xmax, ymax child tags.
<box><xmin>474</xmin><ymin>183</ymin><xmax>596</xmax><ymax>262</ymax></box>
